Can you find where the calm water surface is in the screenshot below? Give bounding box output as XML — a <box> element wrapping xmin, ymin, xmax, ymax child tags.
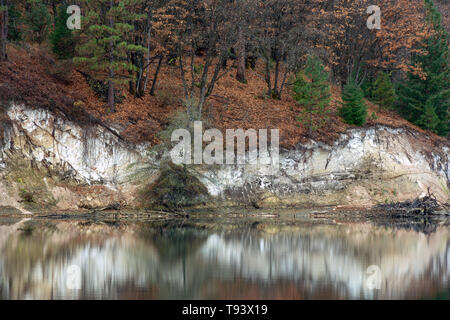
<box><xmin>0</xmin><ymin>213</ymin><xmax>449</xmax><ymax>300</ymax></box>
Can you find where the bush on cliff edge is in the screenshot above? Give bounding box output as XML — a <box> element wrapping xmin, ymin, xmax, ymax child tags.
<box><xmin>142</xmin><ymin>162</ymin><xmax>209</xmax><ymax>211</ymax></box>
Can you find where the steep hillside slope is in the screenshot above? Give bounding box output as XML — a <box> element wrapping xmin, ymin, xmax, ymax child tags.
<box><xmin>1</xmin><ymin>44</ymin><xmax>446</xmax><ymax>148</ymax></box>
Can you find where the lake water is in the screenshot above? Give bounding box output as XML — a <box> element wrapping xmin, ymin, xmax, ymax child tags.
<box><xmin>0</xmin><ymin>212</ymin><xmax>449</xmax><ymax>300</ymax></box>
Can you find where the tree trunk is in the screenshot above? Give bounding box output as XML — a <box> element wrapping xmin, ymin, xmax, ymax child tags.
<box><xmin>0</xmin><ymin>0</ymin><xmax>8</xmax><ymax>61</ymax></box>
<box><xmin>142</xmin><ymin>8</ymin><xmax>153</xmax><ymax>94</ymax></box>
<box><xmin>129</xmin><ymin>78</ymin><xmax>135</xmax><ymax>96</ymax></box>
<box><xmin>108</xmin><ymin>0</ymin><xmax>115</xmax><ymax>113</ymax></box>
<box><xmin>51</xmin><ymin>0</ymin><xmax>57</xmax><ymax>27</ymax></box>
<box><xmin>309</xmin><ymin>78</ymin><xmax>315</xmax><ymax>136</ymax></box>
<box><xmin>179</xmin><ymin>55</ymin><xmax>189</xmax><ymax>100</ymax></box>
<box><xmin>278</xmin><ymin>70</ymin><xmax>289</xmax><ymax>99</ymax></box>
<box><xmin>150</xmin><ymin>54</ymin><xmax>163</xmax><ymax>96</ymax></box>
<box><xmin>265</xmin><ymin>59</ymin><xmax>272</xmax><ymax>97</ymax></box>
<box><xmin>273</xmin><ymin>60</ymin><xmax>280</xmax><ymax>99</ymax></box>
<box><xmin>236</xmin><ymin>25</ymin><xmax>246</xmax><ymax>83</ymax></box>
<box><xmin>309</xmin><ymin>105</ymin><xmax>313</xmax><ymax>136</ymax></box>
<box><xmin>198</xmin><ymin>53</ymin><xmax>211</xmax><ymax>114</ymax></box>
<box><xmin>108</xmin><ymin>72</ymin><xmax>115</xmax><ymax>113</ymax></box>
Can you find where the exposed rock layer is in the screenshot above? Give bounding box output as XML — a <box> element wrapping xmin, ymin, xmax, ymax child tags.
<box><xmin>0</xmin><ymin>104</ymin><xmax>448</xmax><ymax>211</ymax></box>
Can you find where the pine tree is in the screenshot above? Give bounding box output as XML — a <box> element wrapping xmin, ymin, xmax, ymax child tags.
<box><xmin>51</xmin><ymin>3</ymin><xmax>75</xmax><ymax>59</ymax></box>
<box><xmin>340</xmin><ymin>82</ymin><xmax>368</xmax><ymax>126</ymax></box>
<box><xmin>397</xmin><ymin>0</ymin><xmax>449</xmax><ymax>136</ymax></box>
<box><xmin>293</xmin><ymin>55</ymin><xmax>331</xmax><ymax>136</ymax></box>
<box><xmin>74</xmin><ymin>0</ymin><xmax>146</xmax><ymax>112</ymax></box>
<box><xmin>25</xmin><ymin>0</ymin><xmax>51</xmax><ymax>44</ymax></box>
<box><xmin>418</xmin><ymin>99</ymin><xmax>440</xmax><ymax>132</ymax></box>
<box><xmin>7</xmin><ymin>2</ymin><xmax>21</xmax><ymax>41</ymax></box>
<box><xmin>373</xmin><ymin>71</ymin><xmax>397</xmax><ymax>111</ymax></box>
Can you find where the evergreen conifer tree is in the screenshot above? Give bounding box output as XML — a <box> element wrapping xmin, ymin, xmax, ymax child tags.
<box><xmin>7</xmin><ymin>2</ymin><xmax>21</xmax><ymax>41</ymax></box>
<box><xmin>74</xmin><ymin>0</ymin><xmax>146</xmax><ymax>112</ymax></box>
<box><xmin>340</xmin><ymin>82</ymin><xmax>368</xmax><ymax>126</ymax></box>
<box><xmin>25</xmin><ymin>0</ymin><xmax>51</xmax><ymax>43</ymax></box>
<box><xmin>418</xmin><ymin>99</ymin><xmax>440</xmax><ymax>132</ymax></box>
<box><xmin>51</xmin><ymin>3</ymin><xmax>75</xmax><ymax>59</ymax></box>
<box><xmin>373</xmin><ymin>71</ymin><xmax>397</xmax><ymax>111</ymax></box>
<box><xmin>397</xmin><ymin>0</ymin><xmax>449</xmax><ymax>136</ymax></box>
<box><xmin>293</xmin><ymin>55</ymin><xmax>331</xmax><ymax>136</ymax></box>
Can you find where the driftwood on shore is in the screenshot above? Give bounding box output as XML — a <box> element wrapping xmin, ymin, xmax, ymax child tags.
<box><xmin>374</xmin><ymin>190</ymin><xmax>448</xmax><ymax>215</ymax></box>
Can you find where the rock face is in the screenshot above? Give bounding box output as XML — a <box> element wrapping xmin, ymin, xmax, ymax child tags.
<box><xmin>200</xmin><ymin>126</ymin><xmax>449</xmax><ymax>207</ymax></box>
<box><xmin>1</xmin><ymin>104</ymin><xmax>146</xmax><ymax>184</ymax></box>
<box><xmin>0</xmin><ymin>104</ymin><xmax>449</xmax><ymax>210</ymax></box>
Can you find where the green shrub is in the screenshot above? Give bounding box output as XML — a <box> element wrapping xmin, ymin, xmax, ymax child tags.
<box><xmin>24</xmin><ymin>0</ymin><xmax>51</xmax><ymax>44</ymax></box>
<box><xmin>418</xmin><ymin>99</ymin><xmax>440</xmax><ymax>132</ymax></box>
<box><xmin>372</xmin><ymin>72</ymin><xmax>397</xmax><ymax>110</ymax></box>
<box><xmin>83</xmin><ymin>73</ymin><xmax>125</xmax><ymax>104</ymax></box>
<box><xmin>360</xmin><ymin>78</ymin><xmax>373</xmax><ymax>99</ymax></box>
<box><xmin>293</xmin><ymin>55</ymin><xmax>331</xmax><ymax>135</ymax></box>
<box><xmin>7</xmin><ymin>3</ymin><xmax>22</xmax><ymax>41</ymax></box>
<box><xmin>19</xmin><ymin>188</ymin><xmax>34</xmax><ymax>203</ymax></box>
<box><xmin>340</xmin><ymin>82</ymin><xmax>368</xmax><ymax>126</ymax></box>
<box><xmin>397</xmin><ymin>0</ymin><xmax>449</xmax><ymax>136</ymax></box>
<box><xmin>50</xmin><ymin>4</ymin><xmax>75</xmax><ymax>59</ymax></box>
<box><xmin>143</xmin><ymin>162</ymin><xmax>209</xmax><ymax>211</ymax></box>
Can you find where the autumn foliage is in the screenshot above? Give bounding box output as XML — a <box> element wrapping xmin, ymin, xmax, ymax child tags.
<box><xmin>0</xmin><ymin>0</ymin><xmax>448</xmax><ymax>147</ymax></box>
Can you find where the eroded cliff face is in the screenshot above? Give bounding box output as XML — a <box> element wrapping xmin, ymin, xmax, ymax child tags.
<box><xmin>201</xmin><ymin>126</ymin><xmax>449</xmax><ymax>207</ymax></box>
<box><xmin>0</xmin><ymin>104</ymin><xmax>448</xmax><ymax>212</ymax></box>
<box><xmin>1</xmin><ymin>104</ymin><xmax>147</xmax><ymax>184</ymax></box>
<box><xmin>0</xmin><ymin>104</ymin><xmax>151</xmax><ymax>211</ymax></box>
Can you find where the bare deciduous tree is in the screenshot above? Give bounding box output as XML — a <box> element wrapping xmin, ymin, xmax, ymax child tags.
<box><xmin>253</xmin><ymin>0</ymin><xmax>325</xmax><ymax>99</ymax></box>
<box><xmin>160</xmin><ymin>0</ymin><xmax>237</xmax><ymax>117</ymax></box>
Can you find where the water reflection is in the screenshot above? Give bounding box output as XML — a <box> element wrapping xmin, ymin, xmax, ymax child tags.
<box><xmin>0</xmin><ymin>218</ymin><xmax>448</xmax><ymax>299</ymax></box>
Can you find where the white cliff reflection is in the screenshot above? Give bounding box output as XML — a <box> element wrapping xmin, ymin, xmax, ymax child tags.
<box><xmin>199</xmin><ymin>226</ymin><xmax>450</xmax><ymax>299</ymax></box>
<box><xmin>0</xmin><ymin>219</ymin><xmax>448</xmax><ymax>299</ymax></box>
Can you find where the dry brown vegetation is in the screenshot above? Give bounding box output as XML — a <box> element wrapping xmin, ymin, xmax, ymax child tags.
<box><xmin>0</xmin><ymin>43</ymin><xmax>447</xmax><ymax>149</ymax></box>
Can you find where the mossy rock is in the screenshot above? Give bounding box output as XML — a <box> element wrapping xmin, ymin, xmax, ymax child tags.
<box><xmin>142</xmin><ymin>162</ymin><xmax>209</xmax><ymax>211</ymax></box>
